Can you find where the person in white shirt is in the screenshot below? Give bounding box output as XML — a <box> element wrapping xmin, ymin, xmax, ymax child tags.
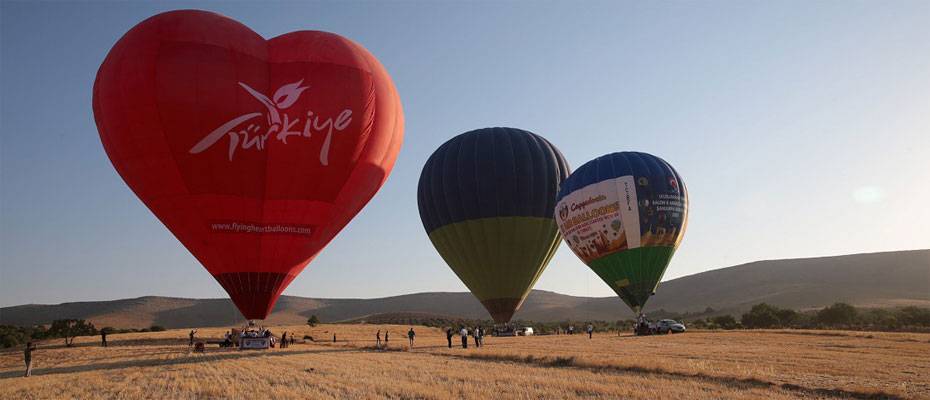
<box><xmin>460</xmin><ymin>327</ymin><xmax>468</xmax><ymax>349</ymax></box>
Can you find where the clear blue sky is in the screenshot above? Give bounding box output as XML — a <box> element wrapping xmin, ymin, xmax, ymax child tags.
<box><xmin>2</xmin><ymin>1</ymin><xmax>928</xmax><ymax>307</ymax></box>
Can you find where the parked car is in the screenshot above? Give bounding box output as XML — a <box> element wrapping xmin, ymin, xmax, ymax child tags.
<box><xmin>516</xmin><ymin>327</ymin><xmax>535</xmax><ymax>336</ymax></box>
<box><xmin>656</xmin><ymin>319</ymin><xmax>686</xmax><ymax>334</ymax></box>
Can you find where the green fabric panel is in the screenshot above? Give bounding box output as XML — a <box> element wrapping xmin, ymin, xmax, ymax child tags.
<box><xmin>588</xmin><ymin>246</ymin><xmax>676</xmax><ymax>312</ymax></box>
<box><xmin>428</xmin><ymin>216</ymin><xmax>561</xmax><ymax>304</ymax></box>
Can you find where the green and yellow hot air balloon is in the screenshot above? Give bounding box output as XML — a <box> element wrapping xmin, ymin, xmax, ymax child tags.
<box><xmin>417</xmin><ymin>127</ymin><xmax>570</xmax><ymax>323</ymax></box>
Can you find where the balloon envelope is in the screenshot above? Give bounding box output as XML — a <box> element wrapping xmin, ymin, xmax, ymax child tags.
<box><xmin>93</xmin><ymin>10</ymin><xmax>403</xmax><ymax>320</ymax></box>
<box><xmin>417</xmin><ymin>128</ymin><xmax>570</xmax><ymax>323</ymax></box>
<box><xmin>555</xmin><ymin>152</ymin><xmax>687</xmax><ymax>313</ymax></box>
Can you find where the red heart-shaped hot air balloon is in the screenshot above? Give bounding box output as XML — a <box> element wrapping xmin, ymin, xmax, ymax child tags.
<box><xmin>93</xmin><ymin>10</ymin><xmax>403</xmax><ymax>320</ymax></box>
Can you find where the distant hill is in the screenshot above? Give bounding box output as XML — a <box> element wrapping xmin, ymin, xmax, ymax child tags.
<box><xmin>1</xmin><ymin>250</ymin><xmax>927</xmax><ymax>328</ymax></box>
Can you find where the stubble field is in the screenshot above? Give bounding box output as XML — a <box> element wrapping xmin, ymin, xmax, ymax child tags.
<box><xmin>1</xmin><ymin>324</ymin><xmax>927</xmax><ymax>399</ymax></box>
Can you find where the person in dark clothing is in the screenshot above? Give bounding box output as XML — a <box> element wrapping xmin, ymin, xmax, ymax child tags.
<box><xmin>281</xmin><ymin>332</ymin><xmax>287</xmax><ymax>348</ymax></box>
<box><xmin>460</xmin><ymin>327</ymin><xmax>468</xmax><ymax>349</ymax></box>
<box><xmin>407</xmin><ymin>328</ymin><xmax>416</xmax><ymax>348</ymax></box>
<box><xmin>333</xmin><ymin>333</ymin><xmax>336</xmax><ymax>343</ymax></box>
<box><xmin>376</xmin><ymin>330</ymin><xmax>382</xmax><ymax>348</ymax></box>
<box><xmin>473</xmin><ymin>326</ymin><xmax>480</xmax><ymax>347</ymax></box>
<box><xmin>446</xmin><ymin>328</ymin><xmax>453</xmax><ymax>348</ymax></box>
<box><xmin>385</xmin><ymin>331</ymin><xmax>389</xmax><ymax>346</ymax></box>
<box><xmin>24</xmin><ymin>342</ymin><xmax>35</xmax><ymax>377</ymax></box>
<box><xmin>587</xmin><ymin>324</ymin><xmax>594</xmax><ymax>339</ymax></box>
<box><xmin>188</xmin><ymin>330</ymin><xmax>197</xmax><ymax>348</ymax></box>
<box><xmin>101</xmin><ymin>330</ymin><xmax>107</xmax><ymax>347</ymax></box>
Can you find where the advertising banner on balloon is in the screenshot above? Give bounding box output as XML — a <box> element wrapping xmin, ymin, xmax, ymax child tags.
<box><xmin>638</xmin><ymin>176</ymin><xmax>687</xmax><ymax>248</ymax></box>
<box><xmin>556</xmin><ymin>174</ymin><xmax>687</xmax><ymax>263</ymax></box>
<box><xmin>555</xmin><ymin>175</ymin><xmax>639</xmax><ymax>263</ymax></box>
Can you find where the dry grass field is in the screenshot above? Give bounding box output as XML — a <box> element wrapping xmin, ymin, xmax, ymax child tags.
<box><xmin>1</xmin><ymin>324</ymin><xmax>927</xmax><ymax>399</ymax></box>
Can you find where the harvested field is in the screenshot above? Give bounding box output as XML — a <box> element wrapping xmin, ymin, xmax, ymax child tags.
<box><xmin>1</xmin><ymin>324</ymin><xmax>927</xmax><ymax>399</ymax></box>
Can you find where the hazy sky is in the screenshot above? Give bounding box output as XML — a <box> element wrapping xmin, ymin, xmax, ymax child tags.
<box><xmin>2</xmin><ymin>1</ymin><xmax>928</xmax><ymax>307</ymax></box>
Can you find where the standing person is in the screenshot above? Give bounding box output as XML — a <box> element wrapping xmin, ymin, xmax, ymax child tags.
<box><xmin>407</xmin><ymin>327</ymin><xmax>415</xmax><ymax>348</ymax></box>
<box><xmin>473</xmin><ymin>326</ymin><xmax>480</xmax><ymax>348</ymax></box>
<box><xmin>587</xmin><ymin>324</ymin><xmax>594</xmax><ymax>339</ymax></box>
<box><xmin>188</xmin><ymin>330</ymin><xmax>197</xmax><ymax>348</ymax></box>
<box><xmin>281</xmin><ymin>332</ymin><xmax>287</xmax><ymax>348</ymax></box>
<box><xmin>385</xmin><ymin>331</ymin><xmax>389</xmax><ymax>346</ymax></box>
<box><xmin>101</xmin><ymin>329</ymin><xmax>108</xmax><ymax>347</ymax></box>
<box><xmin>460</xmin><ymin>327</ymin><xmax>468</xmax><ymax>349</ymax></box>
<box><xmin>23</xmin><ymin>342</ymin><xmax>36</xmax><ymax>377</ymax></box>
<box><xmin>446</xmin><ymin>328</ymin><xmax>453</xmax><ymax>348</ymax></box>
<box><xmin>376</xmin><ymin>330</ymin><xmax>382</xmax><ymax>348</ymax></box>
<box><xmin>479</xmin><ymin>326</ymin><xmax>485</xmax><ymax>347</ymax></box>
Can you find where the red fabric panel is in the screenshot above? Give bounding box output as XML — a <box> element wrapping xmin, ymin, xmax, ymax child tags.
<box><xmin>92</xmin><ymin>10</ymin><xmax>403</xmax><ymax>319</ymax></box>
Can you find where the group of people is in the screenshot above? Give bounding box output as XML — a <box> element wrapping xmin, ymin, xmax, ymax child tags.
<box><xmin>558</xmin><ymin>324</ymin><xmax>596</xmax><ymax>338</ymax></box>
<box><xmin>375</xmin><ymin>329</ymin><xmax>389</xmax><ymax>348</ymax></box>
<box><xmin>375</xmin><ymin>328</ymin><xmax>417</xmax><ymax>348</ymax></box>
<box><xmin>280</xmin><ymin>331</ymin><xmax>294</xmax><ymax>348</ymax></box>
<box><xmin>21</xmin><ymin>324</ymin><xmax>313</xmax><ymax>377</ymax></box>
<box><xmin>445</xmin><ymin>326</ymin><xmax>485</xmax><ymax>349</ymax></box>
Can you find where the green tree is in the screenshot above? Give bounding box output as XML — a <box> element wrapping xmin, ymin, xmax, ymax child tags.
<box><xmin>0</xmin><ymin>325</ymin><xmax>30</xmax><ymax>348</ymax></box>
<box><xmin>774</xmin><ymin>308</ymin><xmax>798</xmax><ymax>326</ymax></box>
<box><xmin>688</xmin><ymin>319</ymin><xmax>708</xmax><ymax>329</ymax></box>
<box><xmin>741</xmin><ymin>303</ymin><xmax>781</xmax><ymax>329</ymax></box>
<box><xmin>47</xmin><ymin>319</ymin><xmax>97</xmax><ymax>346</ymax></box>
<box><xmin>897</xmin><ymin>306</ymin><xmax>930</xmax><ymax>327</ymax></box>
<box><xmin>816</xmin><ymin>303</ymin><xmax>858</xmax><ymax>327</ymax></box>
<box><xmin>307</xmin><ymin>315</ymin><xmax>320</xmax><ymax>327</ymax></box>
<box><xmin>741</xmin><ymin>303</ymin><xmax>798</xmax><ymax>329</ymax></box>
<box><xmin>711</xmin><ymin>315</ymin><xmax>738</xmax><ymax>330</ymax></box>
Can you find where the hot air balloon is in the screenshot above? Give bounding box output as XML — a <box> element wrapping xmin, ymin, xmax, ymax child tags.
<box><xmin>417</xmin><ymin>128</ymin><xmax>570</xmax><ymax>323</ymax></box>
<box><xmin>93</xmin><ymin>10</ymin><xmax>403</xmax><ymax>320</ymax></box>
<box><xmin>554</xmin><ymin>152</ymin><xmax>687</xmax><ymax>314</ymax></box>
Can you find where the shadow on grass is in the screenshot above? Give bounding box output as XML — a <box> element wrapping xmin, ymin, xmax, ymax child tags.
<box><xmin>0</xmin><ymin>338</ymin><xmax>192</xmax><ymax>354</ymax></box>
<box><xmin>0</xmin><ymin>347</ymin><xmax>358</xmax><ymax>380</ymax></box>
<box><xmin>438</xmin><ymin>352</ymin><xmax>906</xmax><ymax>400</ymax></box>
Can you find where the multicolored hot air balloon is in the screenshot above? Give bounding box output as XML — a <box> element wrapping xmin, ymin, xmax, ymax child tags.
<box><xmin>555</xmin><ymin>152</ymin><xmax>687</xmax><ymax>314</ymax></box>
<box><xmin>93</xmin><ymin>10</ymin><xmax>403</xmax><ymax>320</ymax></box>
<box><xmin>417</xmin><ymin>128</ymin><xmax>570</xmax><ymax>323</ymax></box>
